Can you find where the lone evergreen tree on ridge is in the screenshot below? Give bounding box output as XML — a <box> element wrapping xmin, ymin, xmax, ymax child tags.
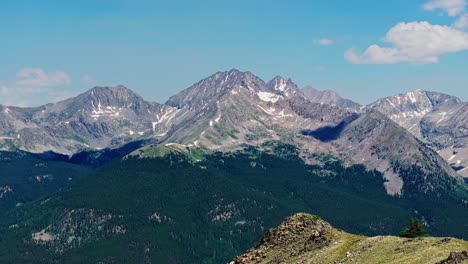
<box><xmin>400</xmin><ymin>218</ymin><xmax>428</xmax><ymax>238</ymax></box>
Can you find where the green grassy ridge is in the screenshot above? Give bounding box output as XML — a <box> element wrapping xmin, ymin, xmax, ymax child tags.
<box><xmin>0</xmin><ymin>146</ymin><xmax>467</xmax><ymax>263</ymax></box>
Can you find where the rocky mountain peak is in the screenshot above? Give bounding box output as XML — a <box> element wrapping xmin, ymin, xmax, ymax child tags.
<box><xmin>232</xmin><ymin>213</ymin><xmax>333</xmax><ymax>264</ymax></box>
<box><xmin>369</xmin><ymin>90</ymin><xmax>459</xmax><ymax>116</ymax></box>
<box><xmin>302</xmin><ymin>85</ymin><xmax>361</xmax><ymax>110</ymax></box>
<box><xmin>260</xmin><ymin>213</ymin><xmax>332</xmax><ymax>247</ymax></box>
<box><xmin>84</xmin><ymin>85</ymin><xmax>144</xmax><ymax>104</ymax></box>
<box><xmin>367</xmin><ymin>89</ymin><xmax>463</xmax><ymax>126</ymax></box>
<box><xmin>302</xmin><ymin>85</ymin><xmax>338</xmax><ymax>99</ymax></box>
<box><xmin>56</xmin><ymin>85</ymin><xmax>157</xmax><ymax>117</ymax></box>
<box><xmin>368</xmin><ymin>90</ymin><xmax>468</xmax><ymax>176</ymax></box>
<box><xmin>267</xmin><ymin>76</ymin><xmax>301</xmax><ymax>97</ymax></box>
<box><xmin>166</xmin><ymin>69</ymin><xmax>267</xmax><ymax>108</ymax></box>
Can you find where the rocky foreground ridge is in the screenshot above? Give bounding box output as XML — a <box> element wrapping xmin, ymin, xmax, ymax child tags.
<box><xmin>232</xmin><ymin>213</ymin><xmax>468</xmax><ymax>264</ymax></box>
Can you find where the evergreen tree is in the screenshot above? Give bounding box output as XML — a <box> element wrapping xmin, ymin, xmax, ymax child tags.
<box><xmin>400</xmin><ymin>218</ymin><xmax>427</xmax><ymax>238</ymax></box>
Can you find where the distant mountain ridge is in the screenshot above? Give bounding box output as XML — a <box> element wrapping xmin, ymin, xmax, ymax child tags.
<box><xmin>0</xmin><ymin>85</ymin><xmax>162</xmax><ymax>154</ymax></box>
<box><xmin>368</xmin><ymin>89</ymin><xmax>468</xmax><ymax>177</ymax></box>
<box><xmin>302</xmin><ymin>85</ymin><xmax>361</xmax><ymax>110</ymax></box>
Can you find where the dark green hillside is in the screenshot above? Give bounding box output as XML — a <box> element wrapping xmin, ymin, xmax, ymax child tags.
<box><xmin>0</xmin><ymin>145</ymin><xmax>467</xmax><ymax>263</ymax></box>
<box><xmin>0</xmin><ymin>151</ymin><xmax>92</xmax><ymax>213</ymax></box>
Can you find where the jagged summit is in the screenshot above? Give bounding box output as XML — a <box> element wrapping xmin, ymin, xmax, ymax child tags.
<box><xmin>267</xmin><ymin>76</ymin><xmax>301</xmax><ymax>97</ymax></box>
<box><xmin>165</xmin><ymin>69</ymin><xmax>268</xmax><ymax>108</ymax></box>
<box><xmin>166</xmin><ymin>70</ymin><xmax>305</xmax><ymax>111</ymax></box>
<box><xmin>70</xmin><ymin>85</ymin><xmax>154</xmax><ymax>115</ymax></box>
<box><xmin>82</xmin><ymin>85</ymin><xmax>143</xmax><ymax>102</ymax></box>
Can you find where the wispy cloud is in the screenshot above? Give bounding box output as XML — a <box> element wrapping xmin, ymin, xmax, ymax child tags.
<box><xmin>0</xmin><ymin>67</ymin><xmax>75</xmax><ymax>107</ymax></box>
<box><xmin>314</xmin><ymin>38</ymin><xmax>335</xmax><ymax>46</ymax></box>
<box><xmin>423</xmin><ymin>0</ymin><xmax>466</xmax><ymax>16</ymax></box>
<box><xmin>454</xmin><ymin>13</ymin><xmax>468</xmax><ymax>28</ymax></box>
<box><xmin>16</xmin><ymin>67</ymin><xmax>70</xmax><ymax>87</ymax></box>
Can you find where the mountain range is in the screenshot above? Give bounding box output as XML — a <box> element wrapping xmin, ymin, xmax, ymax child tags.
<box><xmin>0</xmin><ymin>69</ymin><xmax>467</xmax><ymax>263</ymax></box>
<box><xmin>1</xmin><ymin>70</ymin><xmax>465</xmax><ymax>192</ymax></box>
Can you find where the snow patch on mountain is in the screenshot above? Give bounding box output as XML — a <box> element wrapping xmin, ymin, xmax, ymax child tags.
<box><xmin>257</xmin><ymin>92</ymin><xmax>281</xmax><ymax>103</ymax></box>
<box><xmin>90</xmin><ymin>101</ymin><xmax>123</xmax><ymax>120</ymax></box>
<box><xmin>152</xmin><ymin>107</ymin><xmax>180</xmax><ymax>135</ymax></box>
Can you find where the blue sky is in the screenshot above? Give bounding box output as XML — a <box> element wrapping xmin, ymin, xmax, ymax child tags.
<box><xmin>1</xmin><ymin>0</ymin><xmax>467</xmax><ymax>106</ymax></box>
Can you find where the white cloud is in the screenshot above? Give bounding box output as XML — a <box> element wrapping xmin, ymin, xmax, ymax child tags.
<box><xmin>345</xmin><ymin>46</ymin><xmax>410</xmax><ymax>65</ymax></box>
<box><xmin>315</xmin><ymin>38</ymin><xmax>335</xmax><ymax>46</ymax></box>
<box><xmin>423</xmin><ymin>0</ymin><xmax>466</xmax><ymax>16</ymax></box>
<box><xmin>454</xmin><ymin>13</ymin><xmax>468</xmax><ymax>28</ymax></box>
<box><xmin>16</xmin><ymin>67</ymin><xmax>71</xmax><ymax>87</ymax></box>
<box><xmin>0</xmin><ymin>84</ymin><xmax>77</xmax><ymax>107</ymax></box>
<box><xmin>345</xmin><ymin>21</ymin><xmax>468</xmax><ymax>65</ymax></box>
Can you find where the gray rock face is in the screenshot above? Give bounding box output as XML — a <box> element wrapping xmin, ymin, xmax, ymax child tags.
<box><xmin>368</xmin><ymin>90</ymin><xmax>468</xmax><ymax>176</ymax></box>
<box><xmin>0</xmin><ymin>86</ymin><xmax>163</xmax><ymax>154</ymax></box>
<box><xmin>302</xmin><ymin>85</ymin><xmax>361</xmax><ymax>110</ymax></box>
<box><xmin>421</xmin><ymin>103</ymin><xmax>468</xmax><ymax>149</ymax></box>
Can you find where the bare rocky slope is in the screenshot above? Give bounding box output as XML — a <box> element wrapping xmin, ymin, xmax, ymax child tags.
<box><xmin>368</xmin><ymin>90</ymin><xmax>468</xmax><ymax>177</ymax></box>
<box><xmin>232</xmin><ymin>213</ymin><xmax>468</xmax><ymax>264</ymax></box>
